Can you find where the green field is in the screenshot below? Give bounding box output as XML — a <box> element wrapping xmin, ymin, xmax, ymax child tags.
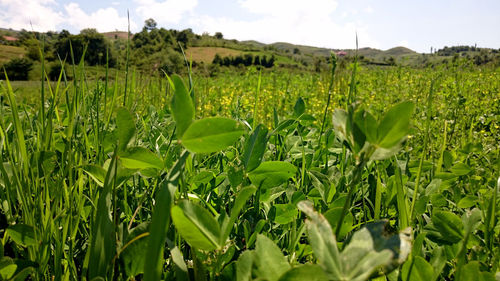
<box><xmin>0</xmin><ymin>45</ymin><xmax>25</xmax><ymax>63</ymax></box>
<box><xmin>0</xmin><ymin>54</ymin><xmax>499</xmax><ymax>281</ymax></box>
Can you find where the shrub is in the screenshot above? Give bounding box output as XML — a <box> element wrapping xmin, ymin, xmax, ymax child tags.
<box><xmin>0</xmin><ymin>58</ymin><xmax>33</xmax><ymax>80</ymax></box>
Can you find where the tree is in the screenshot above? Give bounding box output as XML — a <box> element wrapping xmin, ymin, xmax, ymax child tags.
<box><xmin>144</xmin><ymin>18</ymin><xmax>157</xmax><ymax>31</ymax></box>
<box><xmin>212</xmin><ymin>54</ymin><xmax>222</xmax><ymax>65</ymax></box>
<box><xmin>53</xmin><ymin>29</ymin><xmax>115</xmax><ymax>66</ymax></box>
<box><xmin>1</xmin><ymin>58</ymin><xmax>33</xmax><ymax>80</ymax></box>
<box><xmin>214</xmin><ymin>32</ymin><xmax>223</xmax><ymax>39</ymax></box>
<box><xmin>243</xmin><ymin>54</ymin><xmax>253</xmax><ymax>66</ymax></box>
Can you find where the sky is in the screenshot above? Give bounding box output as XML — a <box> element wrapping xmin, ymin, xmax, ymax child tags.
<box><xmin>1</xmin><ymin>0</ymin><xmax>499</xmax><ymax>53</ymax></box>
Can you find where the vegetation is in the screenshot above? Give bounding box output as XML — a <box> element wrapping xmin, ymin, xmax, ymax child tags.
<box><xmin>0</xmin><ymin>20</ymin><xmax>499</xmax><ymax>281</ymax></box>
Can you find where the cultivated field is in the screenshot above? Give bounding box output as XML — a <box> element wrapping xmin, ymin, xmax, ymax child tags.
<box><xmin>0</xmin><ymin>56</ymin><xmax>499</xmax><ymax>280</ymax></box>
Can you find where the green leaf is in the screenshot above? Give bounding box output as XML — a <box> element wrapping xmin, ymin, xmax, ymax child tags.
<box><xmin>341</xmin><ymin>227</ymin><xmax>394</xmax><ymax>281</ymax></box>
<box><xmin>278</xmin><ymin>265</ymin><xmax>328</xmax><ymax>281</ymax></box>
<box><xmin>220</xmin><ymin>186</ymin><xmax>257</xmax><ymax>244</ymax></box>
<box><xmin>323</xmin><ymin>207</ymin><xmax>353</xmax><ymax>239</ymax></box>
<box><xmin>170</xmin><ymin>74</ymin><xmax>194</xmax><ymax>138</ymax></box>
<box><xmin>356</xmin><ymin>109</ymin><xmax>378</xmax><ymax>144</ymax></box>
<box><xmin>377</xmin><ymin>101</ymin><xmax>414</xmax><ymax>148</ymax></box>
<box><xmin>457</xmin><ymin>261</ymin><xmax>496</xmax><ymax>281</ymax></box>
<box><xmin>181</xmin><ymin>117</ymin><xmax>244</xmax><ymax>153</ymax></box>
<box><xmin>120</xmin><ymin>147</ymin><xmax>163</xmax><ymax>170</ymax></box>
<box><xmin>270</xmin><ymin>204</ymin><xmax>298</xmax><ymax>225</ymax></box>
<box><xmin>236</xmin><ymin>250</ymin><xmax>254</xmax><ymax>281</ymax></box>
<box><xmin>143</xmin><ymin>151</ymin><xmax>189</xmax><ymax>281</ymax></box>
<box><xmin>82</xmin><ymin>165</ymin><xmax>106</xmax><ymax>186</ymax></box>
<box><xmin>242</xmin><ymin>124</ymin><xmax>268</xmax><ymax>172</ymax></box>
<box><xmin>171</xmin><ymin>200</ymin><xmax>221</xmax><ymax>251</ymax></box>
<box><xmin>429</xmin><ymin>210</ymin><xmax>464</xmax><ymax>244</ymax></box>
<box><xmin>6</xmin><ymin>224</ymin><xmax>36</xmax><ymax>247</ymax></box>
<box><xmin>171</xmin><ymin>247</ymin><xmax>189</xmax><ymax>281</ymax></box>
<box><xmin>293</xmin><ymin>97</ymin><xmax>305</xmax><ymax>117</ymax></box>
<box><xmin>253</xmin><ymin>235</ymin><xmax>291</xmax><ymax>281</ymax></box>
<box><xmin>88</xmin><ymin>155</ymin><xmax>118</xmax><ymax>279</ymax></box>
<box><xmin>0</xmin><ymin>257</ymin><xmax>36</xmax><ymax>281</ymax></box>
<box><xmin>457</xmin><ymin>195</ymin><xmax>477</xmax><ymax>209</ymax></box>
<box><xmin>451</xmin><ymin>163</ymin><xmax>472</xmax><ymax>176</ymax></box>
<box><xmin>248</xmin><ymin>161</ymin><xmax>296</xmax><ymax>189</ymax></box>
<box><xmin>297</xmin><ymin>201</ymin><xmax>342</xmax><ymax>280</ymax></box>
<box><xmin>120</xmin><ymin>223</ymin><xmax>149</xmax><ymax>278</ymax></box>
<box><xmin>116</xmin><ymin>107</ymin><xmax>135</xmax><ymax>151</ymax></box>
<box><xmin>332</xmin><ymin>109</ymin><xmax>349</xmax><ymax>144</ymax></box>
<box><xmin>401</xmin><ymin>256</ymin><xmax>434</xmax><ymax>281</ymax></box>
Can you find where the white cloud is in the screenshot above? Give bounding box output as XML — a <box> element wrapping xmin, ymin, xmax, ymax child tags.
<box><xmin>135</xmin><ymin>0</ymin><xmax>197</xmax><ymax>25</ymax></box>
<box><xmin>189</xmin><ymin>0</ymin><xmax>378</xmax><ymax>49</ymax></box>
<box><xmin>0</xmin><ymin>0</ymin><xmax>63</xmax><ymax>31</ymax></box>
<box><xmin>64</xmin><ymin>3</ymin><xmax>136</xmax><ymax>32</ymax></box>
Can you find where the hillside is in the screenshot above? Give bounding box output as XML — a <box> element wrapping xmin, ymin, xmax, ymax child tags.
<box><xmin>0</xmin><ymin>45</ymin><xmax>25</xmax><ymax>63</ymax></box>
<box><xmin>186</xmin><ymin>47</ymin><xmax>243</xmax><ymax>64</ymax></box>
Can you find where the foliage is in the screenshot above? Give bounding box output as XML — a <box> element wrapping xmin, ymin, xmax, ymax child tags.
<box><xmin>0</xmin><ymin>57</ymin><xmax>33</xmax><ymax>80</ymax></box>
<box><xmin>0</xmin><ymin>47</ymin><xmax>499</xmax><ymax>281</ymax></box>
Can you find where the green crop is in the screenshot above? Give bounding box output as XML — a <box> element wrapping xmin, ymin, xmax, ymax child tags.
<box><xmin>0</xmin><ymin>50</ymin><xmax>498</xmax><ymax>281</ymax></box>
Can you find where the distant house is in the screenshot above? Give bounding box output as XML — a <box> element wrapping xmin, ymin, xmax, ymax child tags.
<box><xmin>0</xmin><ymin>35</ymin><xmax>18</xmax><ymax>44</ymax></box>
<box><xmin>336</xmin><ymin>51</ymin><xmax>347</xmax><ymax>57</ymax></box>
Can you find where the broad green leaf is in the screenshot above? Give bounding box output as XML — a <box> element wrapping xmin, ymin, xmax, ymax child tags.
<box><xmin>120</xmin><ymin>223</ymin><xmax>149</xmax><ymax>278</ymax></box>
<box><xmin>6</xmin><ymin>224</ymin><xmax>36</xmax><ymax>247</ymax></box>
<box><xmin>400</xmin><ymin>256</ymin><xmax>434</xmax><ymax>281</ymax></box>
<box><xmin>242</xmin><ymin>124</ymin><xmax>268</xmax><ymax>172</ymax></box>
<box><xmin>220</xmin><ymin>186</ymin><xmax>257</xmax><ymax>244</ymax></box>
<box><xmin>82</xmin><ymin>165</ymin><xmax>106</xmax><ymax>186</ymax></box>
<box><xmin>236</xmin><ymin>250</ymin><xmax>254</xmax><ymax>281</ymax></box>
<box><xmin>341</xmin><ymin>227</ymin><xmax>394</xmax><ymax>281</ymax></box>
<box><xmin>270</xmin><ymin>204</ymin><xmax>298</xmax><ymax>225</ymax></box>
<box><xmin>377</xmin><ymin>101</ymin><xmax>414</xmax><ymax>148</ymax></box>
<box><xmin>457</xmin><ymin>261</ymin><xmax>496</xmax><ymax>281</ymax></box>
<box><xmin>457</xmin><ymin>195</ymin><xmax>477</xmax><ymax>209</ymax></box>
<box><xmin>356</xmin><ymin>109</ymin><xmax>378</xmax><ymax>144</ymax></box>
<box><xmin>332</xmin><ymin>109</ymin><xmax>349</xmax><ymax>143</ymax></box>
<box><xmin>171</xmin><ymin>200</ymin><xmax>221</xmax><ymax>251</ymax></box>
<box><xmin>120</xmin><ymin>147</ymin><xmax>163</xmax><ymax>170</ymax></box>
<box><xmin>116</xmin><ymin>107</ymin><xmax>135</xmax><ymax>151</ymax></box>
<box><xmin>297</xmin><ymin>201</ymin><xmax>342</xmax><ymax>280</ymax></box>
<box><xmin>293</xmin><ymin>97</ymin><xmax>305</xmax><ymax>117</ymax></box>
<box><xmin>429</xmin><ymin>210</ymin><xmax>464</xmax><ymax>244</ymax></box>
<box><xmin>0</xmin><ymin>257</ymin><xmax>36</xmax><ymax>281</ymax></box>
<box><xmin>170</xmin><ymin>75</ymin><xmax>194</xmax><ymax>138</ymax></box>
<box><xmin>181</xmin><ymin>117</ymin><xmax>244</xmax><ymax>153</ymax></box>
<box><xmin>248</xmin><ymin>161</ymin><xmax>296</xmax><ymax>189</ymax></box>
<box><xmin>278</xmin><ymin>265</ymin><xmax>328</xmax><ymax>281</ymax></box>
<box><xmin>191</xmin><ymin>170</ymin><xmax>215</xmax><ymax>185</ymax></box>
<box><xmin>323</xmin><ymin>207</ymin><xmax>353</xmax><ymax>239</ymax></box>
<box><xmin>171</xmin><ymin>247</ymin><xmax>189</xmax><ymax>281</ymax></box>
<box><xmin>253</xmin><ymin>235</ymin><xmax>290</xmax><ymax>281</ymax></box>
<box><xmin>450</xmin><ymin>163</ymin><xmax>472</xmax><ymax>176</ymax></box>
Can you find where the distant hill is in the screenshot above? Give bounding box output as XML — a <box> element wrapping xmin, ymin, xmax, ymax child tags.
<box><xmin>102</xmin><ymin>31</ymin><xmax>130</xmax><ymax>40</ymax></box>
<box><xmin>1</xmin><ymin>26</ymin><xmax>498</xmax><ymax>71</ymax></box>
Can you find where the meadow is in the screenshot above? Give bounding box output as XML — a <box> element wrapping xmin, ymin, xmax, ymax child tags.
<box><xmin>0</xmin><ymin>55</ymin><xmax>499</xmax><ymax>281</ymax></box>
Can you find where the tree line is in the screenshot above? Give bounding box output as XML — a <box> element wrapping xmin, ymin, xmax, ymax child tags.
<box><xmin>212</xmin><ymin>53</ymin><xmax>275</xmax><ymax>68</ymax></box>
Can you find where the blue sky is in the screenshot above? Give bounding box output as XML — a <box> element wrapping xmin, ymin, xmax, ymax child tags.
<box><xmin>1</xmin><ymin>0</ymin><xmax>499</xmax><ymax>52</ymax></box>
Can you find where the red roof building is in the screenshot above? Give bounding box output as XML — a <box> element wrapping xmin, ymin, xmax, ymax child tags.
<box><xmin>2</xmin><ymin>36</ymin><xmax>18</xmax><ymax>42</ymax></box>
